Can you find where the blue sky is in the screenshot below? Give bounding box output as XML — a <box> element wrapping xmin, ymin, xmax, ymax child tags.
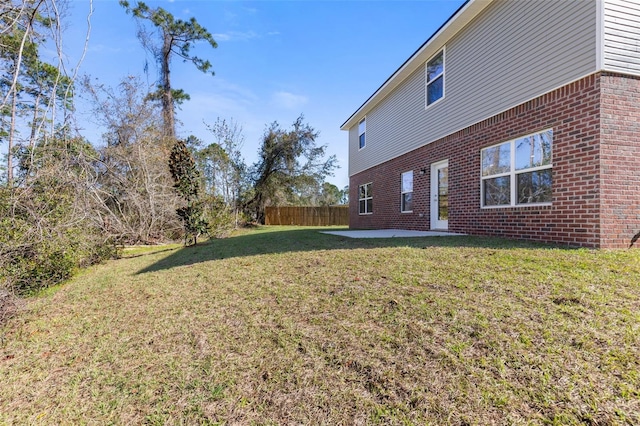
<box><xmin>63</xmin><ymin>0</ymin><xmax>466</xmax><ymax>189</ymax></box>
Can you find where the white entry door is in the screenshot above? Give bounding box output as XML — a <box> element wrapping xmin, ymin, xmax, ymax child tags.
<box><xmin>430</xmin><ymin>160</ymin><xmax>449</xmax><ymax>230</ymax></box>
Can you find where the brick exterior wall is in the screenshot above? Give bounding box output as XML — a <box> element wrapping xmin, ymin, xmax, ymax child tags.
<box><xmin>349</xmin><ymin>73</ymin><xmax>640</xmax><ymax>248</ymax></box>
<box><xmin>600</xmin><ymin>73</ymin><xmax>640</xmax><ymax>248</ymax></box>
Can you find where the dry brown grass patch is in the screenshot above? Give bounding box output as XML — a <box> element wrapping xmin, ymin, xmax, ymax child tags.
<box><xmin>1</xmin><ymin>227</ymin><xmax>639</xmax><ymax>424</ymax></box>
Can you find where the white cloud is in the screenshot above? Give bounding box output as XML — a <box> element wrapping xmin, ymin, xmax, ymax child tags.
<box><xmin>185</xmin><ymin>79</ymin><xmax>258</xmax><ymax>114</ymax></box>
<box><xmin>271</xmin><ymin>91</ymin><xmax>309</xmax><ymax>110</ymax></box>
<box><xmin>212</xmin><ymin>30</ymin><xmax>260</xmax><ymax>42</ymax></box>
<box><xmin>187</xmin><ymin>92</ymin><xmax>250</xmax><ymax>118</ymax></box>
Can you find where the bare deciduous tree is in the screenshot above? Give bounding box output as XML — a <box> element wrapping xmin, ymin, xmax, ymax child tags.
<box><xmin>82</xmin><ymin>75</ymin><xmax>182</xmax><ymax>244</ymax></box>
<box><xmin>1</xmin><ymin>0</ymin><xmax>93</xmax><ymax>184</ymax></box>
<box><xmin>0</xmin><ymin>0</ymin><xmax>105</xmax><ymax>298</ymax></box>
<box><xmin>200</xmin><ymin>118</ymin><xmax>247</xmax><ymax>227</ymax></box>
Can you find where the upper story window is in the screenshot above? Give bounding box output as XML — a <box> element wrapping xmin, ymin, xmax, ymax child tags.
<box><xmin>426</xmin><ymin>49</ymin><xmax>445</xmax><ymax>107</ymax></box>
<box><xmin>401</xmin><ymin>171</ymin><xmax>413</xmax><ymax>212</ymax></box>
<box><xmin>358</xmin><ymin>118</ymin><xmax>366</xmax><ymax>149</ymax></box>
<box><xmin>359</xmin><ymin>182</ymin><xmax>373</xmax><ymax>214</ymax></box>
<box><xmin>481</xmin><ymin>129</ymin><xmax>553</xmax><ymax>207</ymax></box>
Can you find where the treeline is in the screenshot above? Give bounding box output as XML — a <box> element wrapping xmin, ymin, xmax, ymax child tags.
<box><xmin>0</xmin><ymin>1</ymin><xmax>343</xmax><ymax>295</ymax></box>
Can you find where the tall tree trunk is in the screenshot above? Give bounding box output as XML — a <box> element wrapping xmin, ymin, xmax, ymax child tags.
<box><xmin>30</xmin><ymin>92</ymin><xmax>41</xmax><ymax>148</ymax></box>
<box><xmin>25</xmin><ymin>92</ymin><xmax>43</xmax><ymax>175</ymax></box>
<box><xmin>4</xmin><ymin>6</ymin><xmax>39</xmax><ymax>185</ymax></box>
<box><xmin>161</xmin><ymin>32</ymin><xmax>175</xmax><ymax>140</ymax></box>
<box><xmin>7</xmin><ymin>86</ymin><xmax>17</xmax><ymax>185</ymax></box>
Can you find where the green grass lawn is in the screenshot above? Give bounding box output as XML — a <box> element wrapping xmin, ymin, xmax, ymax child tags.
<box><xmin>1</xmin><ymin>226</ymin><xmax>639</xmax><ymax>425</ymax></box>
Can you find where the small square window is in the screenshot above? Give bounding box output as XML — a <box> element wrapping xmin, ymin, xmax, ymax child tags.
<box><xmin>483</xmin><ymin>176</ymin><xmax>511</xmax><ymax>206</ymax></box>
<box><xmin>515</xmin><ymin>131</ymin><xmax>552</xmax><ymax>171</ymax></box>
<box><xmin>517</xmin><ymin>169</ymin><xmax>552</xmax><ymax>204</ymax></box>
<box><xmin>481</xmin><ymin>142</ymin><xmax>511</xmax><ymax>176</ymax></box>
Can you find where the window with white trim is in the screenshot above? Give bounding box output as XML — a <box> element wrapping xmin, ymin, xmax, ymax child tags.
<box><xmin>426</xmin><ymin>49</ymin><xmax>444</xmax><ymax>107</ymax></box>
<box><xmin>481</xmin><ymin>129</ymin><xmax>553</xmax><ymax>207</ymax></box>
<box><xmin>358</xmin><ymin>182</ymin><xmax>372</xmax><ymax>214</ymax></box>
<box><xmin>358</xmin><ymin>118</ymin><xmax>366</xmax><ymax>149</ymax></box>
<box><xmin>401</xmin><ymin>171</ymin><xmax>413</xmax><ymax>212</ymax></box>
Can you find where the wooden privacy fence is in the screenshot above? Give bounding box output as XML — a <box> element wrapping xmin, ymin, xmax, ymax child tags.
<box><xmin>265</xmin><ymin>206</ymin><xmax>349</xmax><ymax>226</ymax></box>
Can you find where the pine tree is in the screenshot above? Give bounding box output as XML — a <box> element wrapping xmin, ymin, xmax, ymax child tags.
<box><xmin>120</xmin><ymin>1</ymin><xmax>217</xmax><ymax>139</ymax></box>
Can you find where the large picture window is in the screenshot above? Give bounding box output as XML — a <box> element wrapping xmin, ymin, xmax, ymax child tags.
<box><xmin>359</xmin><ymin>183</ymin><xmax>373</xmax><ymax>215</ymax></box>
<box><xmin>358</xmin><ymin>118</ymin><xmax>366</xmax><ymax>149</ymax></box>
<box><xmin>481</xmin><ymin>129</ymin><xmax>553</xmax><ymax>207</ymax></box>
<box><xmin>401</xmin><ymin>171</ymin><xmax>413</xmax><ymax>212</ymax></box>
<box><xmin>426</xmin><ymin>49</ymin><xmax>444</xmax><ymax>107</ymax></box>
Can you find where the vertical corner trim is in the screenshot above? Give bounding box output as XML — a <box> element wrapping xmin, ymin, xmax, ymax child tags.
<box><xmin>596</xmin><ymin>0</ymin><xmax>604</xmax><ymax>72</ymax></box>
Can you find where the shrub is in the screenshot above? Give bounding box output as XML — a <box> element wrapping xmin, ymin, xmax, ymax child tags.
<box><xmin>0</xmin><ymin>186</ymin><xmax>118</xmax><ymax>295</ymax></box>
<box><xmin>202</xmin><ymin>195</ymin><xmax>235</xmax><ymax>238</ymax></box>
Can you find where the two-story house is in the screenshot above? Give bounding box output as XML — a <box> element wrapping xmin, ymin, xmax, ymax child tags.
<box><xmin>341</xmin><ymin>0</ymin><xmax>640</xmax><ymax>248</ymax></box>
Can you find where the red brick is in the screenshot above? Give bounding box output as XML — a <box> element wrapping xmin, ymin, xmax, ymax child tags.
<box><xmin>349</xmin><ymin>72</ymin><xmax>640</xmax><ymax>248</ymax></box>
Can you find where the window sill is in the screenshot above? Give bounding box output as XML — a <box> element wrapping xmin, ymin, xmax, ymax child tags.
<box><xmin>425</xmin><ymin>95</ymin><xmax>445</xmax><ymax>111</ymax></box>
<box><xmin>481</xmin><ymin>202</ymin><xmax>552</xmax><ymax>209</ymax></box>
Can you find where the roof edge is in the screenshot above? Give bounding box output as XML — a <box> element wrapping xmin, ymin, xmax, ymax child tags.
<box><xmin>340</xmin><ymin>0</ymin><xmax>493</xmax><ymax>131</ymax></box>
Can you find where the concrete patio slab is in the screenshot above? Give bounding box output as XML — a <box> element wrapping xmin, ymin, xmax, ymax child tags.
<box><xmin>320</xmin><ymin>229</ymin><xmax>466</xmax><ymax>238</ymax></box>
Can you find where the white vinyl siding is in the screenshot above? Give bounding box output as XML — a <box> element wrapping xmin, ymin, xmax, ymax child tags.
<box><xmin>603</xmin><ymin>0</ymin><xmax>640</xmax><ymax>75</ymax></box>
<box><xmin>349</xmin><ymin>0</ymin><xmax>597</xmax><ymax>177</ymax></box>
